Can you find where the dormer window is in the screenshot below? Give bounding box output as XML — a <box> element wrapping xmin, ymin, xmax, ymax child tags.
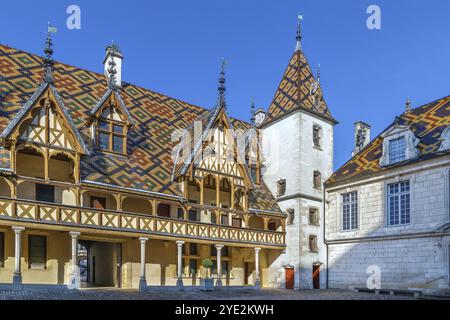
<box><xmin>96</xmin><ymin>118</ymin><xmax>127</xmax><ymax>154</ymax></box>
<box><xmin>388</xmin><ymin>136</ymin><xmax>406</xmax><ymax>164</ymax></box>
<box><xmin>380</xmin><ymin>124</ymin><xmax>419</xmax><ymax>167</ymax></box>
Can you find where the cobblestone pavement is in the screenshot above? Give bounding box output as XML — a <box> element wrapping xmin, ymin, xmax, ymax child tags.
<box><xmin>0</xmin><ymin>288</ymin><xmax>414</xmax><ymax>300</ymax></box>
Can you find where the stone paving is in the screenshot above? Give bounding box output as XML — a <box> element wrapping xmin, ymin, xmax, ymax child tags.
<box><xmin>0</xmin><ymin>288</ymin><xmax>415</xmax><ymax>300</ymax></box>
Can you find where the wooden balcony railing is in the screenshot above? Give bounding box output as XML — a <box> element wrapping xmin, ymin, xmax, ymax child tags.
<box><xmin>0</xmin><ymin>197</ymin><xmax>286</xmax><ymax>248</ymax></box>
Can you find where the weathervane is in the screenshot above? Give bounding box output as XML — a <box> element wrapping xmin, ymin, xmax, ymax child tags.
<box><xmin>296</xmin><ymin>14</ymin><xmax>303</xmax><ymax>52</ymax></box>
<box><xmin>217</xmin><ymin>58</ymin><xmax>227</xmax><ymax>109</ymax></box>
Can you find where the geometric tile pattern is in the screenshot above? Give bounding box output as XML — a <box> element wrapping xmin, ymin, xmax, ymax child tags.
<box><xmin>327</xmin><ymin>95</ymin><xmax>450</xmax><ymax>186</ymax></box>
<box><xmin>0</xmin><ymin>44</ymin><xmax>279</xmax><ymax>212</ymax></box>
<box><xmin>262</xmin><ymin>50</ymin><xmax>336</xmax><ymax>127</ymax></box>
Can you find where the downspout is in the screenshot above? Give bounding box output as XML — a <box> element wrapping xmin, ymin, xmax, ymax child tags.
<box><xmin>323</xmin><ymin>187</ymin><xmax>329</xmax><ymax>289</ymax></box>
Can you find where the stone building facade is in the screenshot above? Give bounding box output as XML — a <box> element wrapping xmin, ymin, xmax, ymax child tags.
<box><xmin>325</xmin><ymin>96</ymin><xmax>450</xmax><ymax>294</ymax></box>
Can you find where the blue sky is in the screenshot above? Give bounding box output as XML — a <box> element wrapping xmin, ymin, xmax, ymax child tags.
<box><xmin>1</xmin><ymin>0</ymin><xmax>449</xmax><ymax>169</ymax></box>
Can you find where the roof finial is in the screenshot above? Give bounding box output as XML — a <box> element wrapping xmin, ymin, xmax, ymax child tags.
<box><xmin>316</xmin><ymin>63</ymin><xmax>321</xmax><ymax>83</ymax></box>
<box><xmin>250</xmin><ymin>97</ymin><xmax>256</xmax><ymax>126</ymax></box>
<box><xmin>43</xmin><ymin>22</ymin><xmax>56</xmax><ymax>84</ymax></box>
<box><xmin>295</xmin><ymin>14</ymin><xmax>303</xmax><ymax>52</ymax></box>
<box><xmin>107</xmin><ymin>56</ymin><xmax>118</xmax><ymax>90</ymax></box>
<box><xmin>217</xmin><ymin>58</ymin><xmax>227</xmax><ymax>109</ymax></box>
<box><xmin>405</xmin><ymin>97</ymin><xmax>411</xmax><ymax>113</ymax></box>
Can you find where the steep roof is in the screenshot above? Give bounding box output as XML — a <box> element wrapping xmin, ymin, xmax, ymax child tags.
<box><xmin>0</xmin><ymin>45</ymin><xmax>279</xmax><ymax>212</ymax></box>
<box><xmin>326</xmin><ymin>95</ymin><xmax>450</xmax><ymax>187</ymax></box>
<box><xmin>261</xmin><ymin>50</ymin><xmax>336</xmax><ymax>127</ymax></box>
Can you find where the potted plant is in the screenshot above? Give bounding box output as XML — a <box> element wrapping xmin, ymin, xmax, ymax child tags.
<box><xmin>200</xmin><ymin>258</ymin><xmax>214</xmax><ymax>291</ymax></box>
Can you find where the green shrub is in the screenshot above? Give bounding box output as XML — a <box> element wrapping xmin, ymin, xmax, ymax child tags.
<box><xmin>202</xmin><ymin>258</ymin><xmax>213</xmax><ymax>269</ymax></box>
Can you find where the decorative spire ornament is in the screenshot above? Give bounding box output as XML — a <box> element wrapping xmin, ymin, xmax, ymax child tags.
<box><xmin>405</xmin><ymin>97</ymin><xmax>411</xmax><ymax>113</ymax></box>
<box><xmin>250</xmin><ymin>97</ymin><xmax>256</xmax><ymax>126</ymax></box>
<box><xmin>316</xmin><ymin>63</ymin><xmax>321</xmax><ymax>83</ymax></box>
<box><xmin>295</xmin><ymin>14</ymin><xmax>303</xmax><ymax>52</ymax></box>
<box><xmin>43</xmin><ymin>22</ymin><xmax>56</xmax><ymax>84</ymax></box>
<box><xmin>108</xmin><ymin>57</ymin><xmax>118</xmax><ymax>90</ymax></box>
<box><xmin>217</xmin><ymin>58</ymin><xmax>227</xmax><ymax>109</ymax></box>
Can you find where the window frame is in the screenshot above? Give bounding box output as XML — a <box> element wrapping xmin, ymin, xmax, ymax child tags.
<box><xmin>309</xmin><ymin>235</ymin><xmax>319</xmax><ymax>253</ymax></box>
<box><xmin>36</xmin><ymin>184</ymin><xmax>55</xmax><ymax>203</ymax></box>
<box><xmin>388</xmin><ymin>136</ymin><xmax>407</xmax><ymax>164</ymax></box>
<box><xmin>386</xmin><ymin>180</ymin><xmax>411</xmax><ymax>227</ymax></box>
<box><xmin>309</xmin><ymin>208</ymin><xmax>320</xmax><ymax>226</ymax></box>
<box><xmin>312</xmin><ymin>124</ymin><xmax>322</xmax><ymax>149</ymax></box>
<box><xmin>96</xmin><ymin>116</ymin><xmax>127</xmax><ymax>155</ymax></box>
<box><xmin>313</xmin><ymin>171</ymin><xmax>322</xmax><ymax>190</ymax></box>
<box><xmin>341</xmin><ymin>191</ymin><xmax>358</xmax><ymax>231</ymax></box>
<box><xmin>28</xmin><ymin>234</ymin><xmax>47</xmax><ymax>270</ymax></box>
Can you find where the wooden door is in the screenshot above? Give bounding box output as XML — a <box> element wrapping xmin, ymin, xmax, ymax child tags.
<box><xmin>313</xmin><ymin>265</ymin><xmax>320</xmax><ymax>289</ymax></box>
<box><xmin>285</xmin><ymin>267</ymin><xmax>294</xmax><ymax>289</ymax></box>
<box><xmin>244</xmin><ymin>262</ymin><xmax>250</xmax><ymax>285</ymax></box>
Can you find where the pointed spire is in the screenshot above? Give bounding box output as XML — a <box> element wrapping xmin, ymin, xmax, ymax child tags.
<box><xmin>250</xmin><ymin>97</ymin><xmax>256</xmax><ymax>126</ymax></box>
<box><xmin>43</xmin><ymin>22</ymin><xmax>55</xmax><ymax>84</ymax></box>
<box><xmin>405</xmin><ymin>97</ymin><xmax>411</xmax><ymax>113</ymax></box>
<box><xmin>316</xmin><ymin>64</ymin><xmax>321</xmax><ymax>83</ymax></box>
<box><xmin>107</xmin><ymin>54</ymin><xmax>118</xmax><ymax>90</ymax></box>
<box><xmin>217</xmin><ymin>58</ymin><xmax>227</xmax><ymax>109</ymax></box>
<box><xmin>295</xmin><ymin>14</ymin><xmax>303</xmax><ymax>52</ymax></box>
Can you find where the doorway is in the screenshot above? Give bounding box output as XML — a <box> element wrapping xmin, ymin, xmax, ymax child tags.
<box><xmin>285</xmin><ymin>267</ymin><xmax>294</xmax><ymax>289</ymax></box>
<box><xmin>78</xmin><ymin>240</ymin><xmax>121</xmax><ymax>288</ymax></box>
<box><xmin>244</xmin><ymin>262</ymin><xmax>255</xmax><ymax>285</ymax></box>
<box><xmin>312</xmin><ymin>264</ymin><xmax>320</xmax><ymax>289</ymax></box>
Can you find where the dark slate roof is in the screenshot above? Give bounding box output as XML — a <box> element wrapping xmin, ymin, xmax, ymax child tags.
<box><xmin>0</xmin><ymin>44</ymin><xmax>280</xmax><ymax>213</ymax></box>
<box><xmin>326</xmin><ymin>95</ymin><xmax>450</xmax><ymax>187</ymax></box>
<box><xmin>261</xmin><ymin>50</ymin><xmax>336</xmax><ymax>127</ymax></box>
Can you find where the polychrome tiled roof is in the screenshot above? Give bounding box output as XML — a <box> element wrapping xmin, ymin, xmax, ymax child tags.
<box><xmin>326</xmin><ymin>95</ymin><xmax>450</xmax><ymax>187</ymax></box>
<box><xmin>0</xmin><ymin>44</ymin><xmax>280</xmax><ymax>212</ymax></box>
<box><xmin>261</xmin><ymin>50</ymin><xmax>336</xmax><ymax>127</ymax></box>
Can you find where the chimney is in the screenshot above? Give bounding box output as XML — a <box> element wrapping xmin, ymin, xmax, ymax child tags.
<box><xmin>254</xmin><ymin>108</ymin><xmax>266</xmax><ymax>127</ymax></box>
<box><xmin>353</xmin><ymin>121</ymin><xmax>371</xmax><ymax>156</ymax></box>
<box><xmin>103</xmin><ymin>43</ymin><xmax>123</xmax><ymax>88</ymax></box>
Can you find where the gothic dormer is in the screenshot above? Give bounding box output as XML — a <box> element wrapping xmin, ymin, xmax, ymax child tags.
<box><xmin>89</xmin><ymin>54</ymin><xmax>134</xmax><ymax>155</ymax></box>
<box><xmin>172</xmin><ymin>61</ymin><xmax>254</xmax><ymax>211</ymax></box>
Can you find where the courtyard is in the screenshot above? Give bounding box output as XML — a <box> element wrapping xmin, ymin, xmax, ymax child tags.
<box><xmin>0</xmin><ymin>288</ymin><xmax>415</xmax><ymax>300</ymax></box>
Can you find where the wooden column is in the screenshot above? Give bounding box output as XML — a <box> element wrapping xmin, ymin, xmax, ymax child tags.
<box><xmin>230</xmin><ymin>180</ymin><xmax>235</xmax><ymax>210</ymax></box>
<box><xmin>215</xmin><ymin>174</ymin><xmax>220</xmax><ymax>207</ymax></box>
<box><xmin>150</xmin><ymin>200</ymin><xmax>159</xmax><ymax>216</ymax></box>
<box><xmin>10</xmin><ymin>141</ymin><xmax>16</xmax><ymax>172</ymax></box>
<box><xmin>44</xmin><ymin>148</ymin><xmax>49</xmax><ymax>180</ymax></box>
<box><xmin>199</xmin><ymin>179</ymin><xmax>204</xmax><ymax>206</ymax></box>
<box><xmin>74</xmin><ymin>153</ymin><xmax>80</xmax><ymax>184</ymax></box>
<box><xmin>263</xmin><ymin>217</ymin><xmax>270</xmax><ymax>231</ymax></box>
<box><xmin>114</xmin><ymin>194</ymin><xmax>123</xmax><ymax>211</ymax></box>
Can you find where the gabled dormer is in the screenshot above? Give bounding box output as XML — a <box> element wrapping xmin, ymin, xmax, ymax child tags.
<box><xmin>0</xmin><ymin>32</ymin><xmax>88</xmax><ymax>183</ymax></box>
<box><xmin>172</xmin><ymin>62</ymin><xmax>254</xmax><ymax>212</ymax></box>
<box><xmin>88</xmin><ymin>50</ymin><xmax>134</xmax><ymax>155</ymax></box>
<box><xmin>379</xmin><ymin>117</ymin><xmax>419</xmax><ymax>167</ymax></box>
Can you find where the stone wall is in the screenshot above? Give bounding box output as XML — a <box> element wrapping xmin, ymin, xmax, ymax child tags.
<box><xmin>326</xmin><ymin>157</ymin><xmax>450</xmax><ymax>293</ymax></box>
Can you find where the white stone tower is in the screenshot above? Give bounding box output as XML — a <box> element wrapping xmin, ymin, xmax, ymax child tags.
<box><xmin>259</xmin><ymin>17</ymin><xmax>337</xmax><ymax>289</ymax></box>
